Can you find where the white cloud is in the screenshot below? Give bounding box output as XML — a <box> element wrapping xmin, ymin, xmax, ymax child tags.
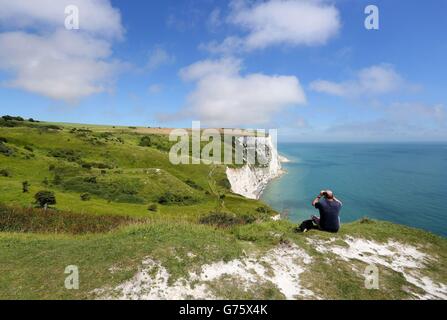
<box><xmin>207</xmin><ymin>8</ymin><xmax>223</xmax><ymax>30</ymax></box>
<box><xmin>387</xmin><ymin>102</ymin><xmax>446</xmax><ymax>126</ymax></box>
<box><xmin>0</xmin><ymin>0</ymin><xmax>123</xmax><ymax>39</ymax></box>
<box><xmin>202</xmin><ymin>0</ymin><xmax>340</xmax><ymax>53</ymax></box>
<box><xmin>148</xmin><ymin>84</ymin><xmax>163</xmax><ymax>94</ymax></box>
<box><xmin>0</xmin><ymin>0</ymin><xmax>124</xmax><ymax>102</ymax></box>
<box><xmin>0</xmin><ymin>30</ymin><xmax>123</xmax><ymax>101</ymax></box>
<box><xmin>179</xmin><ymin>58</ymin><xmax>242</xmax><ymax>81</ymax></box>
<box><xmin>147</xmin><ymin>47</ymin><xmax>175</xmax><ymax>71</ymax></box>
<box><xmin>310</xmin><ymin>64</ymin><xmax>406</xmax><ymax>97</ymax></box>
<box><xmin>166</xmin><ymin>58</ymin><xmax>306</xmax><ymax>127</ymax></box>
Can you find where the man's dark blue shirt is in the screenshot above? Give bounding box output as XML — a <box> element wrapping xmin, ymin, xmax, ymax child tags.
<box><xmin>315</xmin><ymin>199</ymin><xmax>341</xmax><ymax>232</ymax></box>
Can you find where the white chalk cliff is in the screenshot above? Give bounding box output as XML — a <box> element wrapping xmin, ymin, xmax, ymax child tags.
<box><xmin>226</xmin><ymin>135</ymin><xmax>285</xmax><ymax>200</ymax></box>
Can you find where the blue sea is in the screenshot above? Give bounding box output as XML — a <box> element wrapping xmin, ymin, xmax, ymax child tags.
<box><xmin>261</xmin><ymin>143</ymin><xmax>447</xmax><ymax>237</ymax></box>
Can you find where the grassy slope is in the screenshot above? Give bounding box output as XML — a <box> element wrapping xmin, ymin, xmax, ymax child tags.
<box><xmin>0</xmin><ymin>119</ymin><xmax>446</xmax><ymax>300</ymax></box>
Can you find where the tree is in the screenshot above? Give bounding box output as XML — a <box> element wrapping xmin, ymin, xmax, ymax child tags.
<box><xmin>34</xmin><ymin>191</ymin><xmax>56</xmax><ymax>209</ymax></box>
<box><xmin>22</xmin><ymin>181</ymin><xmax>30</xmax><ymax>193</ymax></box>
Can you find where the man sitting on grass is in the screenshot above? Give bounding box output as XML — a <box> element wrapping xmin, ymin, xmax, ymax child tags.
<box><xmin>299</xmin><ymin>190</ymin><xmax>343</xmax><ymax>233</ymax></box>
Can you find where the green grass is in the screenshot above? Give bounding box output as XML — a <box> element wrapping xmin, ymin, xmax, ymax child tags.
<box><xmin>0</xmin><ymin>205</ymin><xmax>144</xmax><ymax>234</ymax></box>
<box><xmin>0</xmin><ymin>121</ymin><xmax>267</xmax><ymax>220</ymax></box>
<box><xmin>0</xmin><ymin>118</ymin><xmax>446</xmax><ymax>300</ymax></box>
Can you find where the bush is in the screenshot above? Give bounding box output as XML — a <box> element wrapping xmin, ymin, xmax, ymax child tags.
<box><xmin>39</xmin><ymin>125</ymin><xmax>62</xmax><ymax>131</ymax></box>
<box><xmin>80</xmin><ymin>193</ymin><xmax>91</xmax><ymax>201</ymax></box>
<box><xmin>218</xmin><ymin>178</ymin><xmax>231</xmax><ymax>189</ymax></box>
<box><xmin>24</xmin><ymin>145</ymin><xmax>34</xmax><ymax>152</ymax></box>
<box><xmin>0</xmin><ymin>169</ymin><xmax>11</xmax><ymax>177</ymax></box>
<box><xmin>139</xmin><ymin>135</ymin><xmax>173</xmax><ymax>152</ymax></box>
<box><xmin>47</xmin><ymin>149</ymin><xmax>82</xmax><ymax>162</ymax></box>
<box><xmin>199</xmin><ymin>212</ymin><xmax>256</xmax><ymax>228</ymax></box>
<box><xmin>360</xmin><ymin>217</ymin><xmax>374</xmax><ymax>224</ymax></box>
<box><xmin>2</xmin><ymin>115</ymin><xmax>24</xmax><ymax>121</ymax></box>
<box><xmin>0</xmin><ymin>142</ymin><xmax>13</xmax><ymax>156</ymax></box>
<box><xmin>185</xmin><ymin>179</ymin><xmax>204</xmax><ymax>190</ymax></box>
<box><xmin>34</xmin><ymin>191</ymin><xmax>56</xmax><ymax>208</ymax></box>
<box><xmin>157</xmin><ymin>192</ymin><xmax>198</xmax><ymax>205</ymax></box>
<box><xmin>53</xmin><ymin>174</ymin><xmax>62</xmax><ymax>185</ymax></box>
<box><xmin>81</xmin><ymin>162</ymin><xmax>114</xmax><ymax>169</ymax></box>
<box><xmin>256</xmin><ymin>206</ymin><xmax>271</xmax><ymax>214</ymax></box>
<box><xmin>148</xmin><ymin>204</ymin><xmax>158</xmax><ymax>212</ymax></box>
<box><xmin>0</xmin><ymin>205</ymin><xmax>142</xmax><ymax>234</ymax></box>
<box><xmin>22</xmin><ymin>181</ymin><xmax>30</xmax><ymax>193</ymax></box>
<box><xmin>83</xmin><ymin>176</ymin><xmax>97</xmax><ymax>184</ymax></box>
<box><xmin>81</xmin><ymin>162</ymin><xmax>92</xmax><ymax>169</ymax></box>
<box><xmin>139</xmin><ymin>136</ymin><xmax>152</xmax><ymax>147</ymax></box>
<box><xmin>61</xmin><ymin>176</ymin><xmax>144</xmax><ymax>204</ymax></box>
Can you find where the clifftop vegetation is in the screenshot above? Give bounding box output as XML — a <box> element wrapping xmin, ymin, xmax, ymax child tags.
<box><xmin>0</xmin><ymin>117</ymin><xmax>445</xmax><ymax>300</ymax></box>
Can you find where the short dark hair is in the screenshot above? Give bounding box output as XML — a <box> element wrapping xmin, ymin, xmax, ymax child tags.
<box><xmin>325</xmin><ymin>190</ymin><xmax>334</xmax><ymax>200</ymax></box>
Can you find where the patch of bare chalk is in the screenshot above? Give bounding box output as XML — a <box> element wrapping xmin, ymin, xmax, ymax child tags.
<box><xmin>95</xmin><ymin>243</ymin><xmax>315</xmax><ymax>300</ymax></box>
<box><xmin>307</xmin><ymin>236</ymin><xmax>447</xmax><ymax>300</ymax></box>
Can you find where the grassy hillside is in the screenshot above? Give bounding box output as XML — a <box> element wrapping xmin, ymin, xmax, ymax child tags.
<box><xmin>0</xmin><ymin>116</ymin><xmax>446</xmax><ymax>300</ymax></box>
<box><xmin>0</xmin><ymin>117</ymin><xmax>263</xmax><ymax>220</ymax></box>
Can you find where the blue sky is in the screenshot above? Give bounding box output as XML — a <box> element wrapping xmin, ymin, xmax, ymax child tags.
<box><xmin>0</xmin><ymin>0</ymin><xmax>446</xmax><ymax>142</ymax></box>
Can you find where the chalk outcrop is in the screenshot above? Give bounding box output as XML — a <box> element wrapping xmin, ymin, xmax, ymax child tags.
<box><xmin>226</xmin><ymin>135</ymin><xmax>286</xmax><ymax>199</ymax></box>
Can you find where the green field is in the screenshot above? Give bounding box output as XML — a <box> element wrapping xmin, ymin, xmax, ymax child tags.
<box><xmin>0</xmin><ymin>116</ymin><xmax>446</xmax><ymax>300</ymax></box>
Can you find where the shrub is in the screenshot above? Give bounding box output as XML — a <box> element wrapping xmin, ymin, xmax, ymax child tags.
<box><xmin>218</xmin><ymin>178</ymin><xmax>231</xmax><ymax>189</ymax></box>
<box><xmin>47</xmin><ymin>149</ymin><xmax>82</xmax><ymax>162</ymax></box>
<box><xmin>61</xmin><ymin>176</ymin><xmax>144</xmax><ymax>204</ymax></box>
<box><xmin>80</xmin><ymin>193</ymin><xmax>91</xmax><ymax>201</ymax></box>
<box><xmin>39</xmin><ymin>125</ymin><xmax>62</xmax><ymax>131</ymax></box>
<box><xmin>53</xmin><ymin>174</ymin><xmax>62</xmax><ymax>185</ymax></box>
<box><xmin>139</xmin><ymin>136</ymin><xmax>152</xmax><ymax>147</ymax></box>
<box><xmin>0</xmin><ymin>142</ymin><xmax>13</xmax><ymax>156</ymax></box>
<box><xmin>148</xmin><ymin>204</ymin><xmax>158</xmax><ymax>212</ymax></box>
<box><xmin>0</xmin><ymin>204</ymin><xmax>142</xmax><ymax>234</ymax></box>
<box><xmin>256</xmin><ymin>206</ymin><xmax>271</xmax><ymax>214</ymax></box>
<box><xmin>157</xmin><ymin>192</ymin><xmax>198</xmax><ymax>205</ymax></box>
<box><xmin>81</xmin><ymin>162</ymin><xmax>92</xmax><ymax>169</ymax></box>
<box><xmin>199</xmin><ymin>212</ymin><xmax>256</xmax><ymax>228</ymax></box>
<box><xmin>185</xmin><ymin>179</ymin><xmax>204</xmax><ymax>190</ymax></box>
<box><xmin>22</xmin><ymin>181</ymin><xmax>30</xmax><ymax>193</ymax></box>
<box><xmin>83</xmin><ymin>176</ymin><xmax>97</xmax><ymax>184</ymax></box>
<box><xmin>0</xmin><ymin>169</ymin><xmax>11</xmax><ymax>177</ymax></box>
<box><xmin>139</xmin><ymin>135</ymin><xmax>172</xmax><ymax>152</ymax></box>
<box><xmin>81</xmin><ymin>162</ymin><xmax>114</xmax><ymax>169</ymax></box>
<box><xmin>34</xmin><ymin>191</ymin><xmax>56</xmax><ymax>208</ymax></box>
<box><xmin>360</xmin><ymin>217</ymin><xmax>374</xmax><ymax>224</ymax></box>
<box><xmin>2</xmin><ymin>115</ymin><xmax>24</xmax><ymax>121</ymax></box>
<box><xmin>24</xmin><ymin>145</ymin><xmax>34</xmax><ymax>152</ymax></box>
